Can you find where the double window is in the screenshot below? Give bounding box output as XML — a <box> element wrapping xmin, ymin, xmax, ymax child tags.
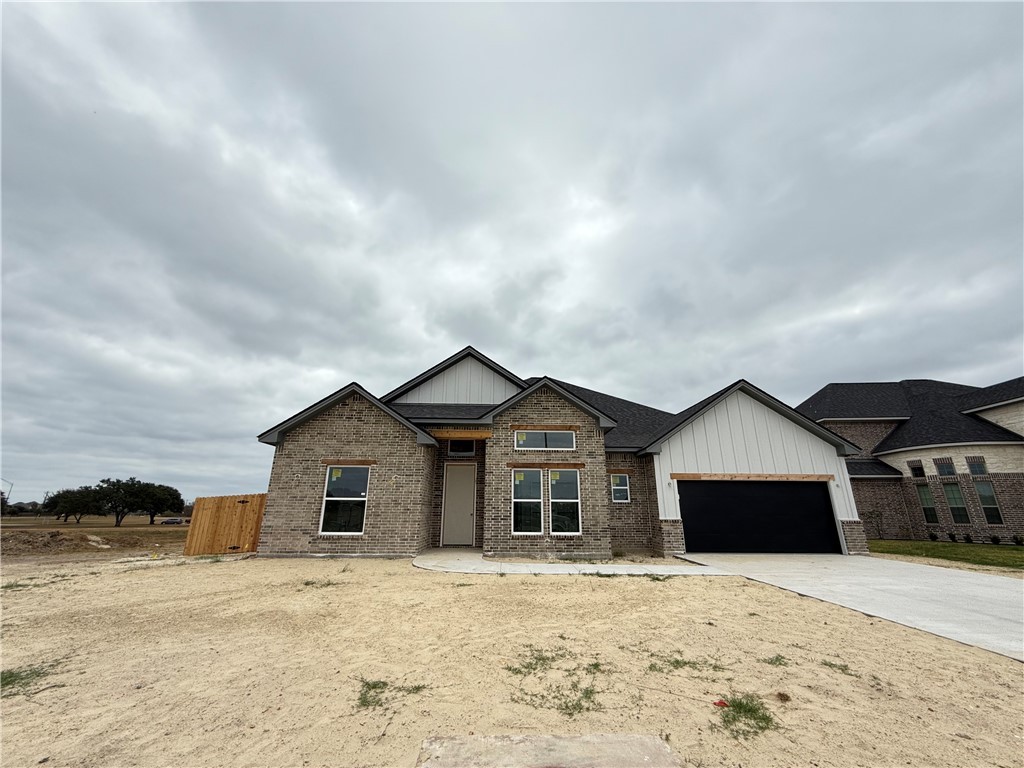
<box><xmin>610</xmin><ymin>474</ymin><xmax>631</xmax><ymax>502</ymax></box>
<box><xmin>511</xmin><ymin>468</ymin><xmax>581</xmax><ymax>535</ymax></box>
<box><xmin>974</xmin><ymin>481</ymin><xmax>1003</xmax><ymax>525</ymax></box>
<box><xmin>320</xmin><ymin>466</ymin><xmax>370</xmax><ymax>534</ymax></box>
<box><xmin>942</xmin><ymin>483</ymin><xmax>970</xmax><ymax>524</ymax></box>
<box><xmin>916</xmin><ymin>485</ymin><xmax>938</xmax><ymax>524</ymax></box>
<box><xmin>515</xmin><ymin>430</ymin><xmax>575</xmax><ymax>450</ymax></box>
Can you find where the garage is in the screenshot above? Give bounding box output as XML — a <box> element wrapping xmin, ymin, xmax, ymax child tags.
<box><xmin>677</xmin><ymin>480</ymin><xmax>843</xmax><ymax>553</ymax></box>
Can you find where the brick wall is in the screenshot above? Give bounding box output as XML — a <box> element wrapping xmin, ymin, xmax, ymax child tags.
<box><xmin>840</xmin><ymin>520</ymin><xmax>869</xmax><ymax>554</ymax></box>
<box><xmin>900</xmin><ymin>472</ymin><xmax>1024</xmax><ymax>543</ymax></box>
<box><xmin>258</xmin><ymin>393</ymin><xmax>434</xmax><ymax>557</ymax></box>
<box><xmin>850</xmin><ymin>479</ymin><xmax>913</xmax><ymax>539</ymax></box>
<box><xmin>652</xmin><ymin>519</ymin><xmax>685</xmax><ymax>556</ymax></box>
<box><xmin>429</xmin><ymin>437</ymin><xmax>487</xmax><ymax>547</ymax></box>
<box><xmin>819</xmin><ymin>420</ymin><xmax>902</xmax><ymax>458</ymax></box>
<box><xmin>482</xmin><ymin>387</ymin><xmax>612</xmax><ymax>559</ymax></box>
<box><xmin>605</xmin><ymin>452</ymin><xmax>656</xmax><ymax>552</ymax></box>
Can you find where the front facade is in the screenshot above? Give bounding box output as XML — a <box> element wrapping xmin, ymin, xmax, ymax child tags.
<box><xmin>798</xmin><ymin>378</ymin><xmax>1024</xmax><ymax>543</ymax></box>
<box><xmin>257</xmin><ymin>348</ymin><xmax>865</xmax><ymax>558</ymax></box>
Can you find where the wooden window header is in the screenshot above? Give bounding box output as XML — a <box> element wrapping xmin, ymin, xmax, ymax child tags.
<box><xmin>607</xmin><ymin>468</ymin><xmax>635</xmax><ymax>475</ymax></box>
<box><xmin>320</xmin><ymin>459</ymin><xmax>378</xmax><ymax>466</ymax></box>
<box><xmin>509</xmin><ymin>424</ymin><xmax>580</xmax><ymax>432</ymax></box>
<box><xmin>508</xmin><ymin>462</ymin><xmax>585</xmax><ymax>470</ymax></box>
<box><xmin>430</xmin><ymin>428</ymin><xmax>493</xmax><ymax>440</ymax></box>
<box><xmin>671</xmin><ymin>473</ymin><xmax>833</xmax><ymax>482</ymax></box>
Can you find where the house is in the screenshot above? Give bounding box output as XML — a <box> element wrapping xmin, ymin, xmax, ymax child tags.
<box><xmin>256</xmin><ymin>347</ymin><xmax>865</xmax><ymax>558</ymax></box>
<box><xmin>797</xmin><ymin>378</ymin><xmax>1024</xmax><ymax>542</ymax></box>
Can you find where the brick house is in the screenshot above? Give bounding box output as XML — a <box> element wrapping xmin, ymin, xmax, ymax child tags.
<box><xmin>256</xmin><ymin>347</ymin><xmax>865</xmax><ymax>558</ymax></box>
<box><xmin>797</xmin><ymin>378</ymin><xmax>1024</xmax><ymax>543</ymax></box>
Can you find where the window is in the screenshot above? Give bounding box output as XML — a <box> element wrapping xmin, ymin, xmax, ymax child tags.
<box><xmin>320</xmin><ymin>466</ymin><xmax>370</xmax><ymax>534</ymax></box>
<box><xmin>550</xmin><ymin>469</ymin><xmax>581</xmax><ymax>535</ymax></box>
<box><xmin>974</xmin><ymin>481</ymin><xmax>1003</xmax><ymax>525</ymax></box>
<box><xmin>967</xmin><ymin>458</ymin><xmax>988</xmax><ymax>476</ymax></box>
<box><xmin>610</xmin><ymin>473</ymin><xmax>631</xmax><ymax>503</ymax></box>
<box><xmin>942</xmin><ymin>483</ymin><xmax>970</xmax><ymax>524</ymax></box>
<box><xmin>934</xmin><ymin>459</ymin><xmax>956</xmax><ymax>477</ymax></box>
<box><xmin>908</xmin><ymin>463</ymin><xmax>926</xmax><ymax>478</ymax></box>
<box><xmin>448</xmin><ymin>439</ymin><xmax>475</xmax><ymax>457</ymax></box>
<box><xmin>512</xmin><ymin>469</ymin><xmax>543</xmax><ymax>534</ymax></box>
<box><xmin>916</xmin><ymin>485</ymin><xmax>938</xmax><ymax>524</ymax></box>
<box><xmin>515</xmin><ymin>430</ymin><xmax>576</xmax><ymax>450</ymax></box>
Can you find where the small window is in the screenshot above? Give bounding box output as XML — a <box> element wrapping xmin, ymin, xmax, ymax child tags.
<box><xmin>908</xmin><ymin>463</ymin><xmax>926</xmax><ymax>479</ymax></box>
<box><xmin>942</xmin><ymin>483</ymin><xmax>970</xmax><ymax>524</ymax></box>
<box><xmin>934</xmin><ymin>459</ymin><xmax>956</xmax><ymax>477</ymax></box>
<box><xmin>321</xmin><ymin>466</ymin><xmax>369</xmax><ymax>534</ymax></box>
<box><xmin>974</xmin><ymin>481</ymin><xmax>1003</xmax><ymax>525</ymax></box>
<box><xmin>916</xmin><ymin>485</ymin><xmax>938</xmax><ymax>524</ymax></box>
<box><xmin>550</xmin><ymin>469</ymin><xmax>581</xmax><ymax>535</ymax></box>
<box><xmin>448</xmin><ymin>439</ymin><xmax>475</xmax><ymax>457</ymax></box>
<box><xmin>967</xmin><ymin>458</ymin><xmax>988</xmax><ymax>476</ymax></box>
<box><xmin>610</xmin><ymin>474</ymin><xmax>631</xmax><ymax>503</ymax></box>
<box><xmin>515</xmin><ymin>430</ymin><xmax>576</xmax><ymax>451</ymax></box>
<box><xmin>512</xmin><ymin>469</ymin><xmax>543</xmax><ymax>534</ymax></box>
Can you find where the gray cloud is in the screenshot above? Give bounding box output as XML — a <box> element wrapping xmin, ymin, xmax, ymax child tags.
<box><xmin>2</xmin><ymin>3</ymin><xmax>1021</xmax><ymax>503</ymax></box>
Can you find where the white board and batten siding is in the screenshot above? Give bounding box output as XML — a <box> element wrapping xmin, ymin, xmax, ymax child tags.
<box><xmin>651</xmin><ymin>390</ymin><xmax>858</xmax><ymax>522</ymax></box>
<box><xmin>394</xmin><ymin>356</ymin><xmax>523</xmax><ymax>404</ymax></box>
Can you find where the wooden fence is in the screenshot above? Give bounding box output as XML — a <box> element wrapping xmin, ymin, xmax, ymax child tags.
<box><xmin>184</xmin><ymin>493</ymin><xmax>266</xmax><ymax>556</ymax></box>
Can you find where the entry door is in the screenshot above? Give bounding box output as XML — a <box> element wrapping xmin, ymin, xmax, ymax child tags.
<box><xmin>442</xmin><ymin>464</ymin><xmax>476</xmax><ymax>546</ymax></box>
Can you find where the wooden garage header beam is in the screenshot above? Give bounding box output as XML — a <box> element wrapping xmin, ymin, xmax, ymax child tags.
<box><xmin>671</xmin><ymin>473</ymin><xmax>834</xmax><ymax>482</ymax></box>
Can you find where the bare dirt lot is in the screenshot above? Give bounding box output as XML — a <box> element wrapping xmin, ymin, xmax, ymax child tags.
<box><xmin>1</xmin><ymin>554</ymin><xmax>1021</xmax><ymax>768</ymax></box>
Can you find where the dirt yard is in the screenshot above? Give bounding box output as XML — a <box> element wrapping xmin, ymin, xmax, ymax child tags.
<box><xmin>1</xmin><ymin>554</ymin><xmax>1021</xmax><ymax>768</ymax></box>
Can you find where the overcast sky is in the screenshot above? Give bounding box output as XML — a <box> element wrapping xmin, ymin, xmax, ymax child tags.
<box><xmin>3</xmin><ymin>3</ymin><xmax>1021</xmax><ymax>503</ymax></box>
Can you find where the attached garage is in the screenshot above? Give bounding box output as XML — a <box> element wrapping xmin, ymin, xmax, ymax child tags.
<box><xmin>677</xmin><ymin>479</ymin><xmax>843</xmax><ymax>553</ymax></box>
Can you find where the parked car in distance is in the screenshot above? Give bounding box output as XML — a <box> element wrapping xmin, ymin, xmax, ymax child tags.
<box><xmin>160</xmin><ymin>518</ymin><xmax>185</xmax><ymax>525</ymax></box>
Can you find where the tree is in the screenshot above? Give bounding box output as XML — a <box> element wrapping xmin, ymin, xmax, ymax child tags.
<box><xmin>96</xmin><ymin>478</ymin><xmax>183</xmax><ymax>526</ymax></box>
<box><xmin>42</xmin><ymin>487</ymin><xmax>104</xmax><ymax>524</ymax></box>
<box><xmin>146</xmin><ymin>484</ymin><xmax>184</xmax><ymax>525</ymax></box>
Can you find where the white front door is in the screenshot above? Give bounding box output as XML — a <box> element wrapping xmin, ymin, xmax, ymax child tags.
<box><xmin>442</xmin><ymin>464</ymin><xmax>476</xmax><ymax>546</ymax></box>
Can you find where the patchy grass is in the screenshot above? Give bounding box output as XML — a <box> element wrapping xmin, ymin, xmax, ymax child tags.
<box><xmin>821</xmin><ymin>659</ymin><xmax>859</xmax><ymax>677</ymax></box>
<box><xmin>718</xmin><ymin>693</ymin><xmax>778</xmax><ymax>739</ymax></box>
<box><xmin>650</xmin><ymin>651</ymin><xmax>729</xmax><ymax>673</ymax></box>
<box><xmin>868</xmin><ymin>539</ymin><xmax>1024</xmax><ymax>570</ymax></box>
<box><xmin>759</xmin><ymin>654</ymin><xmax>791</xmax><ymax>667</ymax></box>
<box><xmin>1</xmin><ymin>581</ymin><xmax>39</xmax><ymax>591</ymax></box>
<box><xmin>504</xmin><ymin>644</ymin><xmax>609</xmax><ymax>718</ymax></box>
<box><xmin>505</xmin><ymin>645</ymin><xmax>573</xmax><ymax>676</ymax></box>
<box><xmin>196</xmin><ymin>555</ymin><xmax>223</xmax><ymax>563</ymax></box>
<box><xmin>302</xmin><ymin>579</ymin><xmax>339</xmax><ymax>588</ymax></box>
<box><xmin>1</xmin><ymin>660</ymin><xmax>64</xmax><ymax>698</ymax></box>
<box><xmin>355</xmin><ymin>678</ymin><xmax>428</xmax><ymax>709</ymax></box>
<box><xmin>640</xmin><ymin>574</ymin><xmax>674</xmax><ymax>582</ymax></box>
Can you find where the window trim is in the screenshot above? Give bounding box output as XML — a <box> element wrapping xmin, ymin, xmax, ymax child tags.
<box><xmin>610</xmin><ymin>473</ymin><xmax>631</xmax><ymax>503</ymax></box>
<box><xmin>549</xmin><ymin>468</ymin><xmax>582</xmax><ymax>536</ymax></box>
<box><xmin>511</xmin><ymin>468</ymin><xmax>544</xmax><ymax>536</ymax></box>
<box><xmin>974</xmin><ymin>480</ymin><xmax>1004</xmax><ymax>526</ymax></box>
<box><xmin>942</xmin><ymin>482</ymin><xmax>971</xmax><ymax>525</ymax></box>
<box><xmin>514</xmin><ymin>430</ymin><xmax>577</xmax><ymax>452</ymax></box>
<box><xmin>447</xmin><ymin>439</ymin><xmax>475</xmax><ymax>457</ymax></box>
<box><xmin>915</xmin><ymin>484</ymin><xmax>938</xmax><ymax>525</ymax></box>
<box><xmin>319</xmin><ymin>465</ymin><xmax>370</xmax><ymax>536</ymax></box>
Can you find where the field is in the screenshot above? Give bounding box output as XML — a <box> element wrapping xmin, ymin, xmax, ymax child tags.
<box><xmin>1</xmin><ymin>551</ymin><xmax>1021</xmax><ymax>768</ymax></box>
<box><xmin>868</xmin><ymin>538</ymin><xmax>1024</xmax><ymax>574</ymax></box>
<box><xmin>1</xmin><ymin>515</ymin><xmax>188</xmax><ymax>560</ymax></box>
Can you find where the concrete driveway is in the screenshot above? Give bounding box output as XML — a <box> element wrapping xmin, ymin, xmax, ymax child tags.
<box><xmin>685</xmin><ymin>554</ymin><xmax>1024</xmax><ymax>661</ymax></box>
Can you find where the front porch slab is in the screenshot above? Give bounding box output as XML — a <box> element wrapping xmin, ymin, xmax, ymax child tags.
<box><xmin>416</xmin><ymin>734</ymin><xmax>682</xmax><ymax>768</ymax></box>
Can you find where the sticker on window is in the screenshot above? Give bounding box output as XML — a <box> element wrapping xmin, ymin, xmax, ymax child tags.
<box><xmin>515</xmin><ymin>472</ymin><xmax>524</xmax><ymax>482</ymax></box>
<box><xmin>331</xmin><ymin>469</ymin><xmax>342</xmax><ymax>480</ymax></box>
<box><xmin>551</xmin><ymin>471</ymin><xmax>560</xmax><ymax>480</ymax></box>
<box><xmin>516</xmin><ymin>433</ymin><xmax>526</xmax><ymax>444</ymax></box>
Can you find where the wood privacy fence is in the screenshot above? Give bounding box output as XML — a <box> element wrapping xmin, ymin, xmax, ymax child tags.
<box><xmin>184</xmin><ymin>493</ymin><xmax>266</xmax><ymax>556</ymax></box>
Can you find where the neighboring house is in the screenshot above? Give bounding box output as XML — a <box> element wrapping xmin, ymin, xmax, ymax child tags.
<box><xmin>256</xmin><ymin>347</ymin><xmax>865</xmax><ymax>559</ymax></box>
<box><xmin>797</xmin><ymin>378</ymin><xmax>1024</xmax><ymax>542</ymax></box>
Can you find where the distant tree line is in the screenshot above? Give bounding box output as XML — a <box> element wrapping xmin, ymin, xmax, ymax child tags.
<box><xmin>40</xmin><ymin>478</ymin><xmax>184</xmax><ymax>526</ymax></box>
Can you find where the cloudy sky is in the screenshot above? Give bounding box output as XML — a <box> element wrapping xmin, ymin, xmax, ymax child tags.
<box><xmin>3</xmin><ymin>3</ymin><xmax>1021</xmax><ymax>503</ymax></box>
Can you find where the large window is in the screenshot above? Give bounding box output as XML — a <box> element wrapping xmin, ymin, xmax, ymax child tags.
<box><xmin>610</xmin><ymin>473</ymin><xmax>631</xmax><ymax>503</ymax></box>
<box><xmin>321</xmin><ymin>466</ymin><xmax>370</xmax><ymax>534</ymax></box>
<box><xmin>942</xmin><ymin>483</ymin><xmax>970</xmax><ymax>524</ymax></box>
<box><xmin>515</xmin><ymin>430</ymin><xmax>576</xmax><ymax>450</ymax></box>
<box><xmin>916</xmin><ymin>485</ymin><xmax>938</xmax><ymax>524</ymax></box>
<box><xmin>974</xmin><ymin>481</ymin><xmax>1003</xmax><ymax>525</ymax></box>
<box><xmin>550</xmin><ymin>470</ymin><xmax>581</xmax><ymax>535</ymax></box>
<box><xmin>512</xmin><ymin>469</ymin><xmax>543</xmax><ymax>534</ymax></box>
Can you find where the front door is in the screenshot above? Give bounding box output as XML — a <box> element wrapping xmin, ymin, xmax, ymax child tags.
<box><xmin>442</xmin><ymin>464</ymin><xmax>476</xmax><ymax>546</ymax></box>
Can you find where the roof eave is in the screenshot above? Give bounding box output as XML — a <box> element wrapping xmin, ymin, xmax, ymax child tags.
<box><xmin>481</xmin><ymin>378</ymin><xmax>617</xmax><ymax>429</ymax></box>
<box><xmin>961</xmin><ymin>397</ymin><xmax>1024</xmax><ymax>414</ymax></box>
<box><xmin>873</xmin><ymin>440</ymin><xmax>1024</xmax><ymax>456</ymax></box>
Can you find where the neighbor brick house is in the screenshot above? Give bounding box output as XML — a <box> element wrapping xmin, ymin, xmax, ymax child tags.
<box><xmin>257</xmin><ymin>347</ymin><xmax>865</xmax><ymax>558</ymax></box>
<box><xmin>797</xmin><ymin>378</ymin><xmax>1024</xmax><ymax>543</ymax></box>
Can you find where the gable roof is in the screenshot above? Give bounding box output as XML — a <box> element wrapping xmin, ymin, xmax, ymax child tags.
<box><xmin>845</xmin><ymin>458</ymin><xmax>903</xmax><ymax>478</ymax></box>
<box><xmin>640</xmin><ymin>380</ymin><xmax>860</xmax><ymax>455</ymax></box>
<box><xmin>482</xmin><ymin>378</ymin><xmax>617</xmax><ymax>429</ymax></box>
<box><xmin>958</xmin><ymin>376</ymin><xmax>1024</xmax><ymax>413</ymax></box>
<box><xmin>382</xmin><ymin>346</ymin><xmax>528</xmax><ymax>403</ymax></box>
<box><xmin>257</xmin><ymin>383</ymin><xmax>438</xmax><ymax>446</ymax></box>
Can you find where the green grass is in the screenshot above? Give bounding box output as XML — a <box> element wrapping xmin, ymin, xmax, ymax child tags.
<box><xmin>356</xmin><ymin>678</ymin><xmax>427</xmax><ymax>709</ymax></box>
<box><xmin>1</xmin><ymin>660</ymin><xmax>64</xmax><ymax>698</ymax></box>
<box><xmin>821</xmin><ymin>659</ymin><xmax>859</xmax><ymax>677</ymax></box>
<box><xmin>505</xmin><ymin>645</ymin><xmax>572</xmax><ymax>676</ymax></box>
<box><xmin>759</xmin><ymin>654</ymin><xmax>790</xmax><ymax>667</ymax></box>
<box><xmin>718</xmin><ymin>693</ymin><xmax>778</xmax><ymax>739</ymax></box>
<box><xmin>868</xmin><ymin>539</ymin><xmax>1024</xmax><ymax>570</ymax></box>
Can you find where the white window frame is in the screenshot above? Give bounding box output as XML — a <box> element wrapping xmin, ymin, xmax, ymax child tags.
<box><xmin>514</xmin><ymin>430</ymin><xmax>576</xmax><ymax>451</ymax></box>
<box><xmin>448</xmin><ymin>439</ymin><xmax>475</xmax><ymax>457</ymax></box>
<box><xmin>511</xmin><ymin>469</ymin><xmax>544</xmax><ymax>536</ymax></box>
<box><xmin>610</xmin><ymin>473</ymin><xmax>631</xmax><ymax>503</ymax></box>
<box><xmin>319</xmin><ymin>465</ymin><xmax>370</xmax><ymax>536</ymax></box>
<box><xmin>549</xmin><ymin>469</ymin><xmax>582</xmax><ymax>536</ymax></box>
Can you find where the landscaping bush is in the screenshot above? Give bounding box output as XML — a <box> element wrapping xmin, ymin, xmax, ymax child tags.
<box><xmin>928</xmin><ymin>531</ymin><xmax>939</xmax><ymax>541</ymax></box>
<box><xmin>990</xmin><ymin>535</ymin><xmax>1001</xmax><ymax>546</ymax></box>
<box><xmin>963</xmin><ymin>533</ymin><xmax>973</xmax><ymax>544</ymax></box>
<box><xmin>1013</xmin><ymin>535</ymin><xmax>1024</xmax><ymax>546</ymax></box>
<box><xmin>947</xmin><ymin>532</ymin><xmax>957</xmax><ymax>543</ymax></box>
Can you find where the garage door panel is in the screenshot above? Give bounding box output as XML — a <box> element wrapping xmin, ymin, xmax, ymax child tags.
<box><xmin>678</xmin><ymin>480</ymin><xmax>842</xmax><ymax>554</ymax></box>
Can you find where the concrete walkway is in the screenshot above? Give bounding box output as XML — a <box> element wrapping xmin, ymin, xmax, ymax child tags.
<box><xmin>687</xmin><ymin>554</ymin><xmax>1024</xmax><ymax>661</ymax></box>
<box><xmin>412</xmin><ymin>548</ymin><xmax>731</xmax><ymax>576</ymax></box>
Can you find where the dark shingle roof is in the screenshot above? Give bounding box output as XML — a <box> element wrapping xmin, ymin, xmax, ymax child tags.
<box><xmin>799</xmin><ymin>379</ymin><xmax>1024</xmax><ymax>454</ymax></box>
<box><xmin>958</xmin><ymin>377</ymin><xmax>1024</xmax><ymax>412</ymax></box>
<box><xmin>845</xmin><ymin>459</ymin><xmax>902</xmax><ymax>477</ymax></box>
<box><xmin>390</xmin><ymin>404</ymin><xmax>494</xmax><ymax>421</ymax></box>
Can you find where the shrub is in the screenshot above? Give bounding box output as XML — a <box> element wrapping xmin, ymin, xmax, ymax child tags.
<box><xmin>947</xmin><ymin>532</ymin><xmax>957</xmax><ymax>543</ymax></box>
<box><xmin>990</xmin><ymin>535</ymin><xmax>1001</xmax><ymax>546</ymax></box>
<box><xmin>1013</xmin><ymin>535</ymin><xmax>1024</xmax><ymax>546</ymax></box>
<box><xmin>928</xmin><ymin>531</ymin><xmax>939</xmax><ymax>541</ymax></box>
<box><xmin>963</xmin><ymin>533</ymin><xmax>973</xmax><ymax>544</ymax></box>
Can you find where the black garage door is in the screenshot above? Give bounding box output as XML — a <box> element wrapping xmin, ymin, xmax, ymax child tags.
<box><xmin>677</xmin><ymin>481</ymin><xmax>843</xmax><ymax>553</ymax></box>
